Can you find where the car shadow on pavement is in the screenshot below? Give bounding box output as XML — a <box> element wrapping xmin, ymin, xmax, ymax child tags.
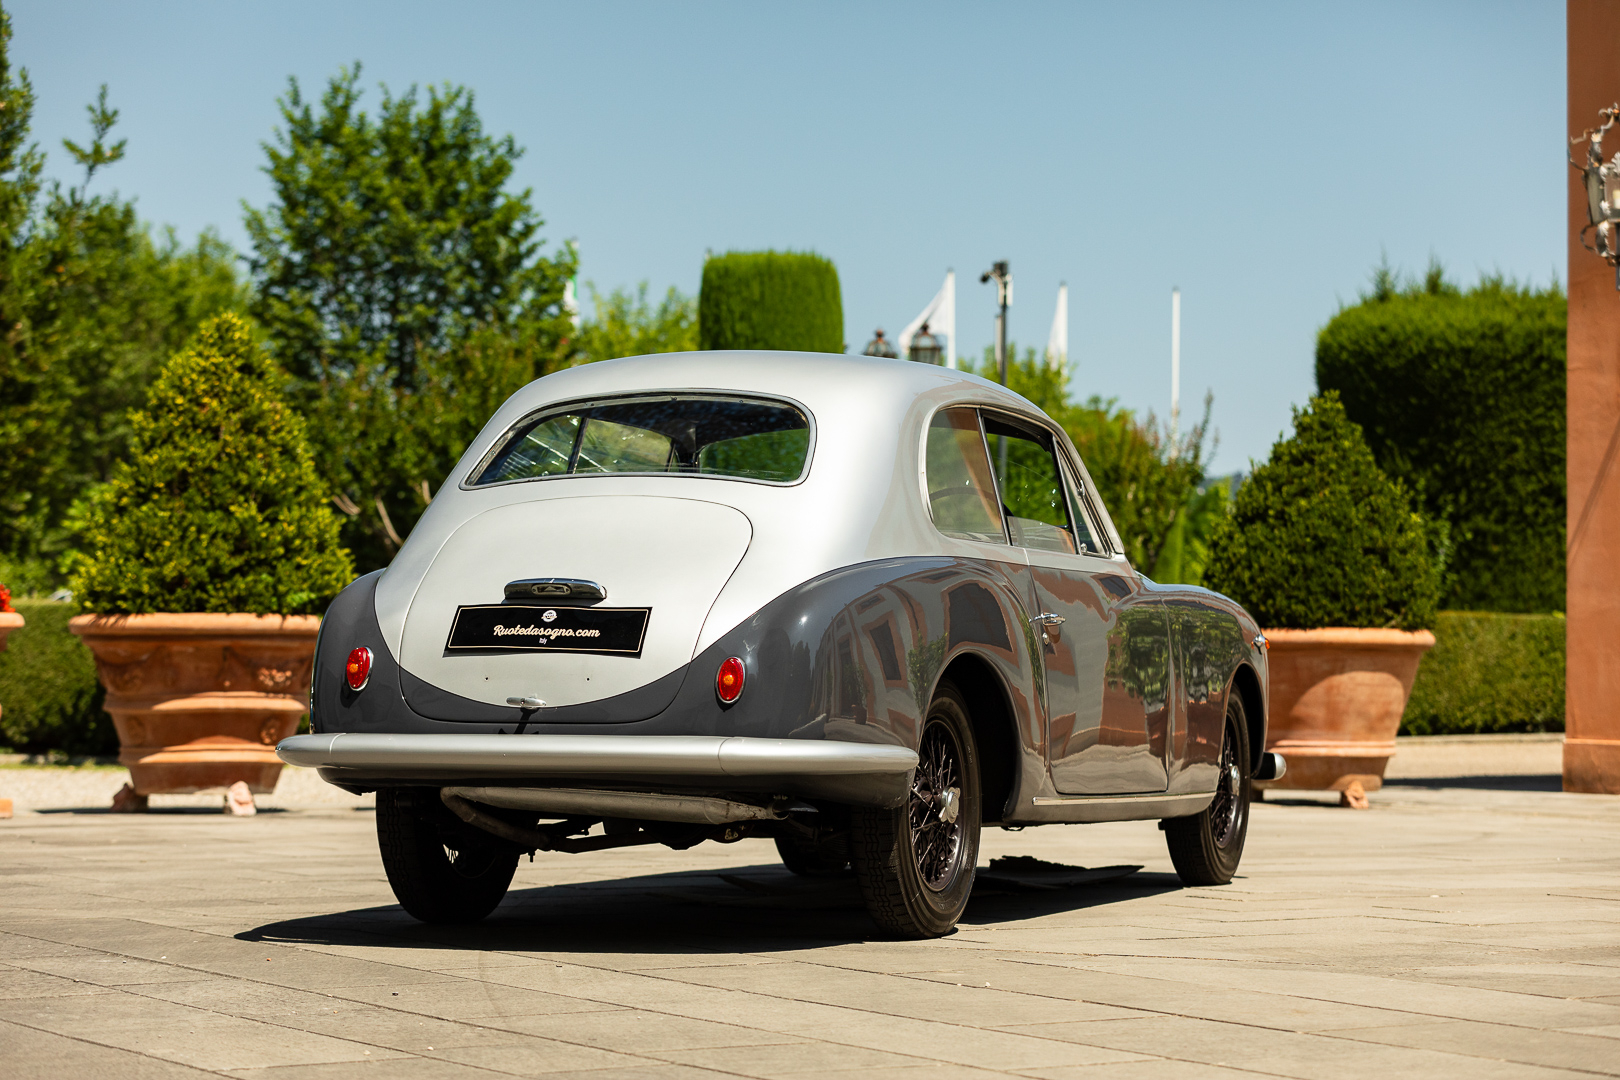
<box><xmin>237</xmin><ymin>862</ymin><xmax>1178</xmax><ymax>955</ymax></box>
<box><xmin>1382</xmin><ymin>774</ymin><xmax>1562</xmax><ymax>792</ymax></box>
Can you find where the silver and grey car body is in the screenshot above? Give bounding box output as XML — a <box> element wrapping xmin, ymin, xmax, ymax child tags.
<box><xmin>280</xmin><ymin>351</ymin><xmax>1271</xmax><ymax>825</ymax></box>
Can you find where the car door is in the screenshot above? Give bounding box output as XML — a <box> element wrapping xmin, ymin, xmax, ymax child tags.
<box><xmin>982</xmin><ymin>412</ymin><xmax>1172</xmax><ymax>795</ymax></box>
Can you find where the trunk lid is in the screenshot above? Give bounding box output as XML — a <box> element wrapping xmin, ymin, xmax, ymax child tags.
<box><xmin>396</xmin><ymin>495</ymin><xmax>752</xmax><ymax>717</ymax></box>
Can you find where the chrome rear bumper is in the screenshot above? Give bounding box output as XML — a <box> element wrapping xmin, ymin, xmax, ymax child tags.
<box><xmin>277</xmin><ymin>733</ymin><xmax>919</xmax><ymax>808</ymax></box>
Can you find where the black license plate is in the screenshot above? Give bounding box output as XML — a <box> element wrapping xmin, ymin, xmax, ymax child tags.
<box><xmin>446</xmin><ymin>605</ymin><xmax>650</xmax><ymax>655</ymax></box>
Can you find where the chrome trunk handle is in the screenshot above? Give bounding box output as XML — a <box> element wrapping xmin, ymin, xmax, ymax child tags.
<box><xmin>504</xmin><ymin>578</ymin><xmax>607</xmax><ymax>602</ymax></box>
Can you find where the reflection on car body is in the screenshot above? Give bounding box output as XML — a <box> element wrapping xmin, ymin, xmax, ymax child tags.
<box><xmin>280</xmin><ymin>351</ymin><xmax>1282</xmax><ymax>937</ymax></box>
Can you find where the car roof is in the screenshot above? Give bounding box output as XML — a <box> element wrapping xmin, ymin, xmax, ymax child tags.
<box><xmin>500</xmin><ymin>350</ymin><xmax>1046</xmax><ymax>422</ymax></box>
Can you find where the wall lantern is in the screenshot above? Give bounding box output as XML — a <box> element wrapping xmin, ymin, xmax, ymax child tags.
<box><xmin>908</xmin><ymin>322</ymin><xmax>944</xmax><ymax>365</ymax></box>
<box><xmin>1571</xmin><ymin>103</ymin><xmax>1620</xmax><ymax>289</ymax></box>
<box><xmin>862</xmin><ymin>328</ymin><xmax>898</xmax><ymax>358</ymax></box>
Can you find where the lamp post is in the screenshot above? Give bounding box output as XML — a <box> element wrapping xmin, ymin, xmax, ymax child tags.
<box><xmin>980</xmin><ymin>261</ymin><xmax>1011</xmax><ymax>384</ymax></box>
<box><xmin>862</xmin><ymin>328</ymin><xmax>898</xmax><ymax>358</ymax></box>
<box><xmin>908</xmin><ymin>322</ymin><xmax>943</xmax><ymax>365</ymax></box>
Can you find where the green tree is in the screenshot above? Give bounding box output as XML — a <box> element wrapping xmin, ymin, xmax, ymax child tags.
<box><xmin>245</xmin><ymin>65</ymin><xmax>576</xmax><ymax>570</ymax></box>
<box><xmin>0</xmin><ymin>8</ymin><xmax>248</xmax><ymax>589</ymax></box>
<box><xmin>576</xmin><ymin>282</ymin><xmax>698</xmax><ymax>363</ymax></box>
<box><xmin>1204</xmin><ymin>392</ymin><xmax>1439</xmax><ymax>630</ymax></box>
<box><xmin>71</xmin><ymin>314</ymin><xmax>353</xmax><ymax>615</ymax></box>
<box><xmin>1315</xmin><ymin>261</ymin><xmax>1565</xmax><ymax>612</ymax></box>
<box><xmin>698</xmin><ymin>250</ymin><xmax>843</xmax><ymax>352</ymax></box>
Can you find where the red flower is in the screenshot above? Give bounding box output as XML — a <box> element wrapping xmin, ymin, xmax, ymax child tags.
<box><xmin>0</xmin><ymin>583</ymin><xmax>12</xmax><ymax>613</ymax></box>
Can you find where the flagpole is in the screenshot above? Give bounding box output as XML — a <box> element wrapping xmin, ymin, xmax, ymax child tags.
<box><xmin>1171</xmin><ymin>287</ymin><xmax>1181</xmax><ymax>444</ymax></box>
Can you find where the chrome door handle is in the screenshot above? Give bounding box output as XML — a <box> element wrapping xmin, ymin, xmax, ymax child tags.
<box><xmin>1030</xmin><ymin>612</ymin><xmax>1066</xmax><ymax>626</ymax></box>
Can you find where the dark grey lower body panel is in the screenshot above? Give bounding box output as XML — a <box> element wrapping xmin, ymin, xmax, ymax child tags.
<box><xmin>279</xmin><ymin>733</ymin><xmax>918</xmax><ymax>808</ymax></box>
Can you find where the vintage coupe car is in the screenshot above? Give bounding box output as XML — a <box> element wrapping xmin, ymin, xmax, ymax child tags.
<box><xmin>279</xmin><ymin>351</ymin><xmax>1284</xmax><ymax>938</ymax></box>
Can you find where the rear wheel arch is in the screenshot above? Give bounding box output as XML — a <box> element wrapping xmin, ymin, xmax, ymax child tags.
<box><xmin>937</xmin><ymin>652</ymin><xmax>1017</xmax><ymax>825</ymax></box>
<box><xmin>1229</xmin><ymin>663</ymin><xmax>1266</xmax><ymax>772</ymax></box>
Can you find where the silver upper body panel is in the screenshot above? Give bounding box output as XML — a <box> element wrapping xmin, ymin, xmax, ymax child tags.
<box><xmin>373</xmin><ymin>350</ymin><xmax>1134</xmax><ymax>663</ymax></box>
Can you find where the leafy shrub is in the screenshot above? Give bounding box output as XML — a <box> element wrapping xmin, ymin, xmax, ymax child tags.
<box><xmin>1402</xmin><ymin>611</ymin><xmax>1564</xmax><ymax>734</ymax></box>
<box><xmin>698</xmin><ymin>251</ymin><xmax>843</xmax><ymax>353</ymax></box>
<box><xmin>1204</xmin><ymin>392</ymin><xmax>1439</xmax><ymax>630</ymax></box>
<box><xmin>0</xmin><ymin>601</ymin><xmax>115</xmax><ymax>755</ymax></box>
<box><xmin>1316</xmin><ymin>269</ymin><xmax>1564</xmax><ymax>612</ymax></box>
<box><xmin>70</xmin><ymin>314</ymin><xmax>354</xmax><ymax>615</ymax></box>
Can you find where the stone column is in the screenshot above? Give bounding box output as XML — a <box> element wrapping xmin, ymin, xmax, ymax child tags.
<box><xmin>1566</xmin><ymin>0</ymin><xmax>1620</xmax><ymax>794</ymax></box>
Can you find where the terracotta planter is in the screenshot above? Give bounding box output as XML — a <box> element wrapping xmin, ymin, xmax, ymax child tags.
<box><xmin>69</xmin><ymin>613</ymin><xmax>320</xmax><ymax>800</ymax></box>
<box><xmin>1257</xmin><ymin>627</ymin><xmax>1435</xmax><ymax>793</ymax></box>
<box><xmin>0</xmin><ymin>610</ymin><xmax>23</xmax><ymax>724</ymax></box>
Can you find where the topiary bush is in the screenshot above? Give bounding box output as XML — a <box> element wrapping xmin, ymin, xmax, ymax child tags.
<box><xmin>70</xmin><ymin>313</ymin><xmax>354</xmax><ymax>615</ymax></box>
<box><xmin>1204</xmin><ymin>392</ymin><xmax>1439</xmax><ymax>630</ymax></box>
<box><xmin>698</xmin><ymin>251</ymin><xmax>843</xmax><ymax>352</ymax></box>
<box><xmin>0</xmin><ymin>600</ymin><xmax>116</xmax><ymax>755</ymax></box>
<box><xmin>1316</xmin><ymin>271</ymin><xmax>1564</xmax><ymax>613</ymax></box>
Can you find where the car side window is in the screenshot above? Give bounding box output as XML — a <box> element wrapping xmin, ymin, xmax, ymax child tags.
<box><xmin>925</xmin><ymin>408</ymin><xmax>1006</xmax><ymax>544</ymax></box>
<box><xmin>982</xmin><ymin>416</ymin><xmax>1078</xmax><ymax>555</ymax></box>
<box><xmin>1057</xmin><ymin>456</ymin><xmax>1105</xmax><ymax>555</ymax></box>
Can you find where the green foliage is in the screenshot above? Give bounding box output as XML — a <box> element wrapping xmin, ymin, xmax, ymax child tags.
<box><xmin>0</xmin><ymin>601</ymin><xmax>115</xmax><ymax>756</ymax></box>
<box><xmin>1402</xmin><ymin>611</ymin><xmax>1564</xmax><ymax>734</ymax></box>
<box><xmin>1205</xmin><ymin>392</ymin><xmax>1439</xmax><ymax>630</ymax></box>
<box><xmin>1151</xmin><ymin>477</ymin><xmax>1232</xmax><ymax>586</ymax></box>
<box><xmin>968</xmin><ymin>346</ymin><xmax>1215</xmax><ymax>577</ymax></box>
<box><xmin>0</xmin><ymin>13</ymin><xmax>248</xmax><ymax>586</ymax></box>
<box><xmin>70</xmin><ymin>315</ymin><xmax>354</xmax><ymax>615</ymax></box>
<box><xmin>698</xmin><ymin>251</ymin><xmax>843</xmax><ymax>352</ymax></box>
<box><xmin>1316</xmin><ymin>262</ymin><xmax>1565</xmax><ymax>612</ymax></box>
<box><xmin>576</xmin><ymin>282</ymin><xmax>698</xmax><ymax>363</ymax></box>
<box><xmin>245</xmin><ymin>65</ymin><xmax>576</xmax><ymax>570</ymax></box>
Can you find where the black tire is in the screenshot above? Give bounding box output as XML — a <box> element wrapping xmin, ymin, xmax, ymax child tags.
<box><xmin>851</xmin><ymin>681</ymin><xmax>981</xmax><ymax>938</ymax></box>
<box><xmin>1164</xmin><ymin>692</ymin><xmax>1251</xmax><ymax>886</ymax></box>
<box><xmin>376</xmin><ymin>788</ymin><xmax>519</xmax><ymax>924</ymax></box>
<box><xmin>774</xmin><ymin>832</ymin><xmax>851</xmax><ymax>877</ymax></box>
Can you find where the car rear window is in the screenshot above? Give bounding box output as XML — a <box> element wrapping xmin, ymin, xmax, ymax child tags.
<box><xmin>471</xmin><ymin>395</ymin><xmax>812</xmax><ymax>486</ymax></box>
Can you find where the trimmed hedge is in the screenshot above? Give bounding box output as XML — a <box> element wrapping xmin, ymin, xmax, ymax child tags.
<box><xmin>1204</xmin><ymin>393</ymin><xmax>1439</xmax><ymax>630</ymax></box>
<box><xmin>0</xmin><ymin>601</ymin><xmax>116</xmax><ymax>756</ymax></box>
<box><xmin>1316</xmin><ymin>277</ymin><xmax>1565</xmax><ymax>613</ymax></box>
<box><xmin>698</xmin><ymin>251</ymin><xmax>843</xmax><ymax>353</ymax></box>
<box><xmin>1402</xmin><ymin>611</ymin><xmax>1565</xmax><ymax>735</ymax></box>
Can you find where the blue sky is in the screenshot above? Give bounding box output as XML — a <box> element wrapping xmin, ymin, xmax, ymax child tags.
<box><xmin>11</xmin><ymin>1</ymin><xmax>1562</xmax><ymax>474</ymax></box>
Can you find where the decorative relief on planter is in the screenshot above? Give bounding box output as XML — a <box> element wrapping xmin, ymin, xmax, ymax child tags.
<box><xmin>70</xmin><ymin>613</ymin><xmax>321</xmax><ymax>802</ymax></box>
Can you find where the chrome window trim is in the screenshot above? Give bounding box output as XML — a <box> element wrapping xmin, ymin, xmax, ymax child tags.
<box><xmin>460</xmin><ymin>389</ymin><xmax>818</xmax><ymax>492</ymax></box>
<box><xmin>973</xmin><ymin>405</ymin><xmax>1119</xmax><ymax>558</ymax></box>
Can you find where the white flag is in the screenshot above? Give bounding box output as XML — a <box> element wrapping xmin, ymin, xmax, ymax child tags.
<box><xmin>899</xmin><ymin>271</ymin><xmax>957</xmax><ymax>368</ymax></box>
<box><xmin>562</xmin><ymin>279</ymin><xmax>581</xmax><ymax>331</ymax></box>
<box><xmin>1045</xmin><ymin>283</ymin><xmax>1068</xmax><ymax>370</ymax></box>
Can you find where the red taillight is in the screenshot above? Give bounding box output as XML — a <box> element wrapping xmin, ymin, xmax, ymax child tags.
<box><xmin>715</xmin><ymin>656</ymin><xmax>745</xmax><ymax>704</ymax></box>
<box><xmin>345</xmin><ymin>647</ymin><xmax>372</xmax><ymax>691</ymax></box>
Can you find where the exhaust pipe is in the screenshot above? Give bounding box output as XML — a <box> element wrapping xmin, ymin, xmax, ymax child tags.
<box><xmin>1254</xmin><ymin>752</ymin><xmax>1287</xmax><ymax>782</ymax></box>
<box><xmin>441</xmin><ymin>785</ymin><xmax>785</xmax><ymax>826</ymax></box>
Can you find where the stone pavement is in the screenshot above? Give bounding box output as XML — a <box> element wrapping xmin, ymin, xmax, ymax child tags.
<box><xmin>0</xmin><ymin>743</ymin><xmax>1616</xmax><ymax>1079</ymax></box>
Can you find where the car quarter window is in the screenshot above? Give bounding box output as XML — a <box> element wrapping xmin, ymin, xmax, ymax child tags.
<box><xmin>471</xmin><ymin>395</ymin><xmax>811</xmax><ymax>485</ymax></box>
<box><xmin>1057</xmin><ymin>455</ymin><xmax>1106</xmax><ymax>555</ymax></box>
<box><xmin>925</xmin><ymin>408</ymin><xmax>1007</xmax><ymax>544</ymax></box>
<box><xmin>982</xmin><ymin>415</ymin><xmax>1083</xmax><ymax>555</ymax></box>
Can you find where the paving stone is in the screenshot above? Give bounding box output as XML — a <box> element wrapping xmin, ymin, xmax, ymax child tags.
<box><xmin>1</xmin><ymin>756</ymin><xmax>1616</xmax><ymax>1078</ymax></box>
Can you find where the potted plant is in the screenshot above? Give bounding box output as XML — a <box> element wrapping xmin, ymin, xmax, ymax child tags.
<box><xmin>69</xmin><ymin>314</ymin><xmax>353</xmax><ymax>812</ymax></box>
<box><xmin>1205</xmin><ymin>392</ymin><xmax>1439</xmax><ymax>808</ymax></box>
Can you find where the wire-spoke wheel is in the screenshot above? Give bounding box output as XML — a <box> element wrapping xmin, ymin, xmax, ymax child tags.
<box><xmin>377</xmin><ymin>788</ymin><xmax>519</xmax><ymax>924</ymax></box>
<box><xmin>1164</xmin><ymin>691</ymin><xmax>1252</xmax><ymax>886</ymax></box>
<box><xmin>851</xmin><ymin>681</ymin><xmax>981</xmax><ymax>938</ymax></box>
